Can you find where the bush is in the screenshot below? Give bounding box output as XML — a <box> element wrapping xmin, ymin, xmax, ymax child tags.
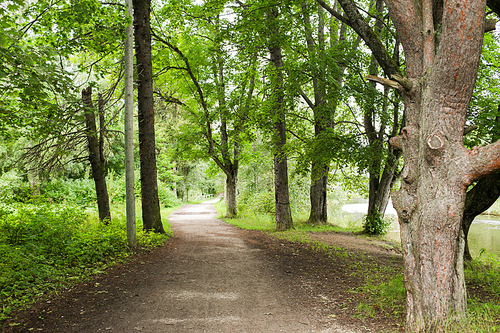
<box><xmin>363</xmin><ymin>211</ymin><xmax>391</xmax><ymax>235</ymax></box>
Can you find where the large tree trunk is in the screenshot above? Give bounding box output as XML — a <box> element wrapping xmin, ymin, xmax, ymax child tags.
<box><xmin>385</xmin><ymin>0</ymin><xmax>489</xmax><ymax>330</ymax></box>
<box><xmin>268</xmin><ymin>7</ymin><xmax>293</xmax><ymax>231</ymax></box>
<box><xmin>133</xmin><ymin>0</ymin><xmax>164</xmax><ymax>233</ymax></box>
<box><xmin>82</xmin><ymin>87</ymin><xmax>111</xmax><ymax>223</ymax></box>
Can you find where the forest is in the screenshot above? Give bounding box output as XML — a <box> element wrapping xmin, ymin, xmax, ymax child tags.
<box><xmin>1</xmin><ymin>0</ymin><xmax>500</xmax><ymax>331</ymax></box>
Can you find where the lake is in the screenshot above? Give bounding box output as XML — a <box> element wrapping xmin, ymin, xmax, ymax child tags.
<box><xmin>341</xmin><ymin>200</ymin><xmax>500</xmax><ymax>258</ymax></box>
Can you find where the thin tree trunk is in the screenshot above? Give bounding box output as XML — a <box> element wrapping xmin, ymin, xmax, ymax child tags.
<box><xmin>213</xmin><ymin>28</ymin><xmax>239</xmax><ymax>218</ymax></box>
<box><xmin>82</xmin><ymin>87</ymin><xmax>111</xmax><ymax>223</ymax></box>
<box><xmin>133</xmin><ymin>0</ymin><xmax>164</xmax><ymax>233</ymax></box>
<box><xmin>462</xmin><ymin>105</ymin><xmax>500</xmax><ymax>260</ymax></box>
<box><xmin>365</xmin><ymin>0</ymin><xmax>390</xmax><ymax>220</ymax></box>
<box><xmin>267</xmin><ymin>7</ymin><xmax>293</xmax><ymax>231</ymax></box>
<box><xmin>172</xmin><ymin>166</ymin><xmax>177</xmax><ymax>198</ymax></box>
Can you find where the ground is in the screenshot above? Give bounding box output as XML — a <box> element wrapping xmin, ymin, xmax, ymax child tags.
<box><xmin>1</xmin><ymin>201</ymin><xmax>406</xmax><ymax>333</ymax></box>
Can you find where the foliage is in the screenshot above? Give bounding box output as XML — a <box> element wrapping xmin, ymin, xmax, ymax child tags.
<box><xmin>237</xmin><ymin>190</ymin><xmax>275</xmax><ymax>215</ymax></box>
<box><xmin>363</xmin><ymin>211</ymin><xmax>392</xmax><ymax>235</ymax></box>
<box><xmin>157</xmin><ymin>181</ymin><xmax>181</xmax><ymax>208</ymax></box>
<box><xmin>41</xmin><ymin>178</ymin><xmax>97</xmax><ymax>205</ymax></box>
<box><xmin>0</xmin><ymin>203</ymin><xmax>172</xmax><ymax>319</ymax></box>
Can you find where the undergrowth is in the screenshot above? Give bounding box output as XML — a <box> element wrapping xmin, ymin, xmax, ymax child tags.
<box><xmin>0</xmin><ymin>203</ymin><xmax>174</xmax><ymax>321</ymax></box>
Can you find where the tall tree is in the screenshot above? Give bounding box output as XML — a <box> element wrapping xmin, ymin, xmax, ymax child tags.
<box><xmin>82</xmin><ymin>87</ymin><xmax>111</xmax><ymax>222</ymax></box>
<box><xmin>364</xmin><ymin>0</ymin><xmax>402</xmax><ymax>225</ymax></box>
<box><xmin>319</xmin><ymin>0</ymin><xmax>500</xmax><ymax>330</ymax></box>
<box><xmin>151</xmin><ymin>3</ymin><xmax>255</xmax><ymax>218</ymax></box>
<box><xmin>133</xmin><ymin>0</ymin><xmax>164</xmax><ymax>233</ymax></box>
<box><xmin>267</xmin><ymin>6</ymin><xmax>293</xmax><ymax>231</ymax></box>
<box><xmin>298</xmin><ymin>2</ymin><xmax>333</xmax><ymax>224</ymax></box>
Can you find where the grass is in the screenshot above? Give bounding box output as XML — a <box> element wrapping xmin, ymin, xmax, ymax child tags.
<box><xmin>0</xmin><ymin>201</ymin><xmax>183</xmax><ymax>321</ymax></box>
<box><xmin>215</xmin><ymin>201</ymin><xmax>500</xmax><ymax>332</ymax></box>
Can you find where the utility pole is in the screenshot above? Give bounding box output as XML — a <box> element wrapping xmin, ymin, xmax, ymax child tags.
<box><xmin>124</xmin><ymin>0</ymin><xmax>136</xmax><ymax>247</ymax></box>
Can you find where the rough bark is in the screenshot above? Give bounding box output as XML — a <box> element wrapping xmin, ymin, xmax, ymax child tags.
<box><xmin>82</xmin><ymin>87</ymin><xmax>111</xmax><ymax>223</ymax></box>
<box><xmin>268</xmin><ymin>7</ymin><xmax>293</xmax><ymax>231</ymax></box>
<box><xmin>384</xmin><ymin>0</ymin><xmax>490</xmax><ymax>331</ymax></box>
<box><xmin>133</xmin><ymin>0</ymin><xmax>164</xmax><ymax>233</ymax></box>
<box><xmin>225</xmin><ymin>172</ymin><xmax>238</xmax><ymax>217</ymax></box>
<box><xmin>309</xmin><ymin>163</ymin><xmax>329</xmax><ymax>223</ymax></box>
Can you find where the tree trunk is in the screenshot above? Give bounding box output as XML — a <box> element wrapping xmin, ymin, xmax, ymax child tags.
<box><xmin>133</xmin><ymin>0</ymin><xmax>164</xmax><ymax>233</ymax></box>
<box><xmin>213</xmin><ymin>29</ymin><xmax>240</xmax><ymax>218</ymax></box>
<box><xmin>365</xmin><ymin>91</ymin><xmax>402</xmax><ymax>219</ymax></box>
<box><xmin>172</xmin><ymin>166</ymin><xmax>178</xmax><ymax>198</ymax></box>
<box><xmin>364</xmin><ymin>0</ymin><xmax>402</xmax><ymax>221</ymax></box>
<box><xmin>309</xmin><ymin>162</ymin><xmax>328</xmax><ymax>223</ymax></box>
<box><xmin>319</xmin><ymin>0</ymin><xmax>499</xmax><ymax>330</ymax></box>
<box><xmin>226</xmin><ymin>172</ymin><xmax>237</xmax><ymax>217</ymax></box>
<box><xmin>82</xmin><ymin>87</ymin><xmax>111</xmax><ymax>223</ymax></box>
<box><xmin>300</xmin><ymin>3</ymin><xmax>331</xmax><ymax>224</ymax></box>
<box><xmin>267</xmin><ymin>7</ymin><xmax>293</xmax><ymax>231</ymax></box>
<box><xmin>462</xmin><ymin>105</ymin><xmax>500</xmax><ymax>260</ymax></box>
<box><xmin>385</xmin><ymin>0</ymin><xmax>489</xmax><ymax>330</ymax></box>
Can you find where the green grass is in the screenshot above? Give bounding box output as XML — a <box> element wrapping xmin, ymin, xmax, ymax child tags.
<box><xmin>0</xmin><ymin>201</ymin><xmax>182</xmax><ymax>321</ymax></box>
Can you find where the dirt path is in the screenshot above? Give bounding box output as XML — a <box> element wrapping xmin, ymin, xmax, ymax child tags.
<box><xmin>2</xmin><ymin>201</ymin><xmax>403</xmax><ymax>332</ymax></box>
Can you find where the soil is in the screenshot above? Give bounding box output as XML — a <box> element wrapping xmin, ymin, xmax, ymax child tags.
<box><xmin>1</xmin><ymin>200</ymin><xmax>407</xmax><ymax>333</ymax></box>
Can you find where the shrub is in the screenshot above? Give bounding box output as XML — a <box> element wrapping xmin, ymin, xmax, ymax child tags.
<box><xmin>363</xmin><ymin>211</ymin><xmax>391</xmax><ymax>235</ymax></box>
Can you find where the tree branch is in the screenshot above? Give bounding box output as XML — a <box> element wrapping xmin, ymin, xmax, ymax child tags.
<box><xmin>464</xmin><ymin>140</ymin><xmax>500</xmax><ymax>186</ymax></box>
<box><xmin>315</xmin><ymin>0</ymin><xmax>351</xmax><ymax>26</ymax></box>
<box><xmin>330</xmin><ymin>0</ymin><xmax>401</xmax><ymax>78</ymax></box>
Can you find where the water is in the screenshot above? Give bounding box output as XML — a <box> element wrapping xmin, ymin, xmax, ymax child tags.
<box><xmin>341</xmin><ymin>201</ymin><xmax>500</xmax><ymax>258</ymax></box>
